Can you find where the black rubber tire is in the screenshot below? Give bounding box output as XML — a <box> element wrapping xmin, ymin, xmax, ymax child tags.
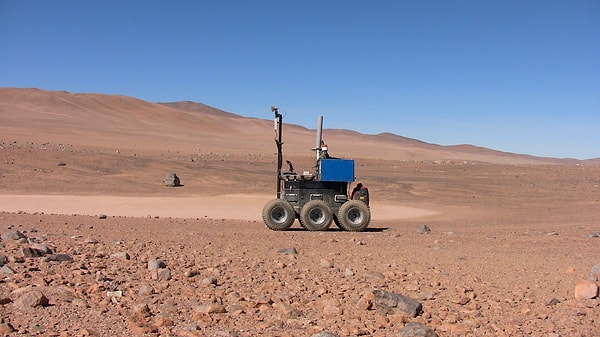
<box><xmin>338</xmin><ymin>200</ymin><xmax>371</xmax><ymax>232</ymax></box>
<box><xmin>262</xmin><ymin>199</ymin><xmax>295</xmax><ymax>231</ymax></box>
<box><xmin>300</xmin><ymin>200</ymin><xmax>333</xmax><ymax>231</ymax></box>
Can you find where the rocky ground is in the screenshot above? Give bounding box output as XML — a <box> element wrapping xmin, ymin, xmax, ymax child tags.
<box><xmin>0</xmin><ymin>112</ymin><xmax>599</xmax><ymax>336</ymax></box>
<box><xmin>0</xmin><ymin>209</ymin><xmax>598</xmax><ymax>337</ymax></box>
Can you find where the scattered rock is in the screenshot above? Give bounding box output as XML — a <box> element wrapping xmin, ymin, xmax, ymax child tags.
<box><xmin>98</xmin><ymin>214</ymin><xmax>108</xmax><ymax>220</ymax></box>
<box><xmin>574</xmin><ymin>280</ymin><xmax>598</xmax><ymax>300</ymax></box>
<box><xmin>201</xmin><ymin>277</ymin><xmax>217</xmax><ymax>286</ymax></box>
<box><xmin>18</xmin><ymin>247</ymin><xmax>45</xmax><ymax>258</ymax></box>
<box><xmin>546</xmin><ymin>298</ymin><xmax>560</xmax><ymax>306</ymax></box>
<box><xmin>164</xmin><ymin>172</ymin><xmax>181</xmax><ymax>187</ymax></box>
<box><xmin>397</xmin><ymin>322</ymin><xmax>439</xmax><ymax>337</ymax></box>
<box><xmin>45</xmin><ymin>253</ymin><xmax>74</xmax><ymax>263</ymax></box>
<box><xmin>277</xmin><ymin>247</ymin><xmax>298</xmax><ymax>255</ymax></box>
<box><xmin>31</xmin><ymin>243</ymin><xmax>53</xmax><ymax>254</ymax></box>
<box><xmin>320</xmin><ymin>259</ymin><xmax>333</xmax><ymax>268</ymax></box>
<box><xmin>311</xmin><ymin>332</ymin><xmax>340</xmax><ymax>337</ymax></box>
<box><xmin>195</xmin><ymin>303</ymin><xmax>227</xmax><ymax>314</ymax></box>
<box><xmin>154</xmin><ymin>268</ymin><xmax>171</xmax><ymax>281</ymax></box>
<box><xmin>0</xmin><ymin>322</ymin><xmax>15</xmax><ymax>334</ymax></box>
<box><xmin>2</xmin><ymin>229</ymin><xmax>26</xmax><ymax>241</ymax></box>
<box><xmin>111</xmin><ymin>252</ymin><xmax>131</xmax><ymax>260</ymax></box>
<box><xmin>138</xmin><ymin>284</ymin><xmax>155</xmax><ymax>296</ymax></box>
<box><xmin>107</xmin><ymin>290</ymin><xmax>123</xmax><ymax>298</ymax></box>
<box><xmin>147</xmin><ymin>258</ymin><xmax>166</xmax><ymax>270</ymax></box>
<box><xmin>591</xmin><ymin>263</ymin><xmax>600</xmax><ymax>278</ymax></box>
<box><xmin>1</xmin><ymin>265</ymin><xmax>16</xmax><ymax>274</ymax></box>
<box><xmin>273</xmin><ymin>301</ymin><xmax>301</xmax><ymax>319</ymax></box>
<box><xmin>416</xmin><ymin>225</ymin><xmax>431</xmax><ymax>234</ymax></box>
<box><xmin>372</xmin><ymin>288</ymin><xmax>423</xmax><ymax>317</ymax></box>
<box><xmin>14</xmin><ymin>290</ymin><xmax>49</xmax><ymax>309</ymax></box>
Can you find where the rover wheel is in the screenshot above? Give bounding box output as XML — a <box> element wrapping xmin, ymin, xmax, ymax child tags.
<box><xmin>262</xmin><ymin>199</ymin><xmax>295</xmax><ymax>231</ymax></box>
<box><xmin>338</xmin><ymin>200</ymin><xmax>371</xmax><ymax>232</ymax></box>
<box><xmin>300</xmin><ymin>200</ymin><xmax>333</xmax><ymax>231</ymax></box>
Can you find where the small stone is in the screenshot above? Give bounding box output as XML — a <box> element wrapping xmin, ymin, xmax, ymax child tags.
<box><xmin>14</xmin><ymin>290</ymin><xmax>49</xmax><ymax>309</ymax></box>
<box><xmin>416</xmin><ymin>225</ymin><xmax>431</xmax><ymax>234</ymax></box>
<box><xmin>311</xmin><ymin>332</ymin><xmax>340</xmax><ymax>337</ymax></box>
<box><xmin>196</xmin><ymin>303</ymin><xmax>226</xmax><ymax>314</ymax></box>
<box><xmin>2</xmin><ymin>230</ymin><xmax>26</xmax><ymax>241</ymax></box>
<box><xmin>0</xmin><ymin>323</ymin><xmax>15</xmax><ymax>334</ymax></box>
<box><xmin>81</xmin><ymin>328</ymin><xmax>100</xmax><ymax>336</ymax></box>
<box><xmin>111</xmin><ymin>252</ymin><xmax>131</xmax><ymax>260</ymax></box>
<box><xmin>323</xmin><ymin>305</ymin><xmax>343</xmax><ymax>317</ymax></box>
<box><xmin>453</xmin><ymin>296</ymin><xmax>471</xmax><ymax>305</ymax></box>
<box><xmin>131</xmin><ymin>303</ymin><xmax>152</xmax><ymax>321</ymax></box>
<box><xmin>574</xmin><ymin>280</ymin><xmax>598</xmax><ymax>300</ymax></box>
<box><xmin>344</xmin><ymin>268</ymin><xmax>355</xmax><ymax>276</ymax></box>
<box><xmin>18</xmin><ymin>247</ymin><xmax>45</xmax><ymax>258</ymax></box>
<box><xmin>107</xmin><ymin>290</ymin><xmax>123</xmax><ymax>298</ymax></box>
<box><xmin>320</xmin><ymin>259</ymin><xmax>333</xmax><ymax>268</ymax></box>
<box><xmin>138</xmin><ymin>284</ymin><xmax>155</xmax><ymax>296</ymax></box>
<box><xmin>201</xmin><ymin>277</ymin><xmax>217</xmax><ymax>286</ymax></box>
<box><xmin>273</xmin><ymin>302</ymin><xmax>301</xmax><ymax>319</ymax></box>
<box><xmin>372</xmin><ymin>288</ymin><xmax>422</xmax><ymax>317</ymax></box>
<box><xmin>164</xmin><ymin>172</ymin><xmax>181</xmax><ymax>187</ymax></box>
<box><xmin>31</xmin><ymin>243</ymin><xmax>53</xmax><ymax>255</ymax></box>
<box><xmin>154</xmin><ymin>315</ymin><xmax>174</xmax><ymax>327</ymax></box>
<box><xmin>397</xmin><ymin>322</ymin><xmax>439</xmax><ymax>337</ymax></box>
<box><xmin>98</xmin><ymin>214</ymin><xmax>108</xmax><ymax>219</ymax></box>
<box><xmin>356</xmin><ymin>298</ymin><xmax>372</xmax><ymax>310</ymax></box>
<box><xmin>277</xmin><ymin>247</ymin><xmax>298</xmax><ymax>255</ymax></box>
<box><xmin>591</xmin><ymin>263</ymin><xmax>600</xmax><ymax>277</ymax></box>
<box><xmin>156</xmin><ymin>268</ymin><xmax>171</xmax><ymax>281</ymax></box>
<box><xmin>46</xmin><ymin>254</ymin><xmax>74</xmax><ymax>263</ymax></box>
<box><xmin>546</xmin><ymin>298</ymin><xmax>560</xmax><ymax>306</ymax></box>
<box><xmin>147</xmin><ymin>258</ymin><xmax>166</xmax><ymax>270</ymax></box>
<box><xmin>1</xmin><ymin>265</ymin><xmax>15</xmax><ymax>274</ymax></box>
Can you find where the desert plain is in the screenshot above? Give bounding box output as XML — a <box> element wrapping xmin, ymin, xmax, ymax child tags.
<box><xmin>0</xmin><ymin>88</ymin><xmax>599</xmax><ymax>336</ymax></box>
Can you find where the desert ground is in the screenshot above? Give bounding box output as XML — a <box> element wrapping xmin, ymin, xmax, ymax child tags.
<box><xmin>0</xmin><ymin>88</ymin><xmax>599</xmax><ymax>336</ymax></box>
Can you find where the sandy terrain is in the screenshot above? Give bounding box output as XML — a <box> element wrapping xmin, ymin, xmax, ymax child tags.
<box><xmin>0</xmin><ymin>88</ymin><xmax>599</xmax><ymax>336</ymax></box>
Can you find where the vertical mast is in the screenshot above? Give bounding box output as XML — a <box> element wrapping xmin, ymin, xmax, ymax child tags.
<box><xmin>272</xmin><ymin>106</ymin><xmax>283</xmax><ymax>198</ymax></box>
<box><xmin>315</xmin><ymin>115</ymin><xmax>323</xmax><ymax>160</ymax></box>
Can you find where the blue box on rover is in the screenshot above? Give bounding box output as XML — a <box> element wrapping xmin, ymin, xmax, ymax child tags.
<box><xmin>319</xmin><ymin>159</ymin><xmax>355</xmax><ymax>182</ymax></box>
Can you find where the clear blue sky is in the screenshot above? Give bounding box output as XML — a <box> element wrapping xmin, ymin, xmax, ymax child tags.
<box><xmin>1</xmin><ymin>1</ymin><xmax>598</xmax><ymax>159</ymax></box>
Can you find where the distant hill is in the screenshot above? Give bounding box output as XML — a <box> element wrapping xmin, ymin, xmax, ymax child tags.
<box><xmin>1</xmin><ymin>87</ymin><xmax>595</xmax><ymax>165</ymax></box>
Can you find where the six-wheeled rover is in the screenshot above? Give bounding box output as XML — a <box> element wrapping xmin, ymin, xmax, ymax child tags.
<box><xmin>262</xmin><ymin>107</ymin><xmax>371</xmax><ymax>231</ymax></box>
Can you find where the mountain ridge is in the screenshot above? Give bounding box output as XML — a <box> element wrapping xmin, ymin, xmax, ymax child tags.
<box><xmin>1</xmin><ymin>87</ymin><xmax>597</xmax><ymax>165</ymax></box>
